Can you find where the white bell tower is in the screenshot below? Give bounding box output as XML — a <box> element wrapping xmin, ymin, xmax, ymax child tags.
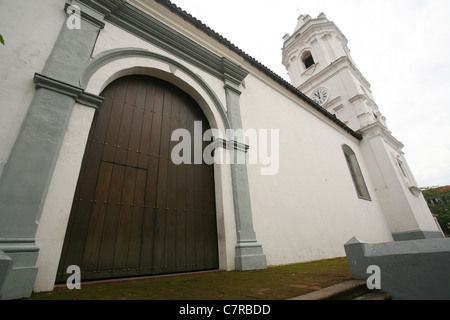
<box><xmin>282</xmin><ymin>13</ymin><xmax>444</xmax><ymax>241</ymax></box>
<box><xmin>282</xmin><ymin>13</ymin><xmax>387</xmax><ymax>132</ymax></box>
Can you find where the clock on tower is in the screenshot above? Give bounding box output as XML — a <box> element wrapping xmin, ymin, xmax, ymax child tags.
<box><xmin>312</xmin><ymin>88</ymin><xmax>329</xmax><ymax>106</ymax></box>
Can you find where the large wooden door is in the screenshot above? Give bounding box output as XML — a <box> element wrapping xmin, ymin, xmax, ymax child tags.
<box><xmin>56</xmin><ymin>75</ymin><xmax>218</xmax><ymax>282</ymax></box>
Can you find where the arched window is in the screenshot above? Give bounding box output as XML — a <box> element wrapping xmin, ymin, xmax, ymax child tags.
<box><xmin>301</xmin><ymin>51</ymin><xmax>315</xmax><ymax>69</ymax></box>
<box><xmin>342</xmin><ymin>145</ymin><xmax>371</xmax><ymax>200</ymax></box>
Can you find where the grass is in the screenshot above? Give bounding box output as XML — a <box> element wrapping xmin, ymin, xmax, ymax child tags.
<box><xmin>26</xmin><ymin>257</ymin><xmax>352</xmax><ymax>300</ymax></box>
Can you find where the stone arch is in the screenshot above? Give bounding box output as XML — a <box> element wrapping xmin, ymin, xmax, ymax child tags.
<box><xmin>81</xmin><ymin>48</ymin><xmax>231</xmax><ymax>134</ymax></box>
<box><xmin>75</xmin><ymin>48</ymin><xmax>236</xmax><ymax>272</ymax></box>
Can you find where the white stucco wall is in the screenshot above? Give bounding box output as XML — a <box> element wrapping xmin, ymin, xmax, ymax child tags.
<box><xmin>240</xmin><ymin>74</ymin><xmax>393</xmax><ymax>266</ymax></box>
<box><xmin>0</xmin><ymin>0</ymin><xmax>66</xmax><ymax>178</ymax></box>
<box><xmin>360</xmin><ymin>133</ymin><xmax>440</xmax><ymax>236</ymax></box>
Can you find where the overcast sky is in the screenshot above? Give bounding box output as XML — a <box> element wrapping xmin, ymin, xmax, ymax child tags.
<box><xmin>172</xmin><ymin>0</ymin><xmax>450</xmax><ymax>188</ymax></box>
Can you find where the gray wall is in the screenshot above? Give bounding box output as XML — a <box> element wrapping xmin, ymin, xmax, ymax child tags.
<box><xmin>345</xmin><ymin>237</ymin><xmax>450</xmax><ymax>300</ymax></box>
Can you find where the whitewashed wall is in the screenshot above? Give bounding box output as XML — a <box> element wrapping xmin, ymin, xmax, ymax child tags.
<box><xmin>240</xmin><ymin>74</ymin><xmax>393</xmax><ymax>266</ymax></box>
<box><xmin>0</xmin><ymin>0</ymin><xmax>66</xmax><ymax>178</ymax></box>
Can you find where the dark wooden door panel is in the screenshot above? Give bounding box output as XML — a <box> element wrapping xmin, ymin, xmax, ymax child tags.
<box><xmin>57</xmin><ymin>75</ymin><xmax>218</xmax><ymax>283</ymax></box>
<box><xmin>82</xmin><ymin>161</ymin><xmax>114</xmax><ymax>275</ymax></box>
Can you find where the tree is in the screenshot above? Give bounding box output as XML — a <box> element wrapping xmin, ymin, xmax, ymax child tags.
<box><xmin>423</xmin><ymin>186</ymin><xmax>450</xmax><ymax>236</ymax></box>
<box><xmin>437</xmin><ymin>213</ymin><xmax>450</xmax><ymax>235</ymax></box>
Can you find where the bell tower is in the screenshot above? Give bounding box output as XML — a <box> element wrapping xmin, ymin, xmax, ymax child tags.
<box><xmin>282</xmin><ymin>13</ymin><xmax>444</xmax><ymax>241</ymax></box>
<box><xmin>282</xmin><ymin>13</ymin><xmax>387</xmax><ymax>132</ymax></box>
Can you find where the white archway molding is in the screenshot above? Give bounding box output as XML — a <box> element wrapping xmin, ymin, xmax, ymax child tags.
<box><xmin>81</xmin><ymin>49</ymin><xmax>238</xmax><ymax>271</ymax></box>
<box><xmin>81</xmin><ymin>48</ymin><xmax>231</xmax><ymax>134</ymax></box>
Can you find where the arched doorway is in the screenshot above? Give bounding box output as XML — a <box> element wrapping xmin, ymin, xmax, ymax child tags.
<box><xmin>56</xmin><ymin>75</ymin><xmax>218</xmax><ymax>282</ymax></box>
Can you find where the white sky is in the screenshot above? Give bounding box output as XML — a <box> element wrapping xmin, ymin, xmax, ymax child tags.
<box><xmin>171</xmin><ymin>0</ymin><xmax>450</xmax><ymax>188</ymax></box>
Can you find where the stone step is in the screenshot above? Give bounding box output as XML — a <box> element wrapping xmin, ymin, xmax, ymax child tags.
<box><xmin>289</xmin><ymin>280</ymin><xmax>391</xmax><ymax>300</ymax></box>
<box><xmin>353</xmin><ymin>291</ymin><xmax>391</xmax><ymax>300</ymax></box>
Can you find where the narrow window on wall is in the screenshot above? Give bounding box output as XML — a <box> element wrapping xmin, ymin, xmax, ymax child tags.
<box><xmin>396</xmin><ymin>156</ymin><xmax>408</xmax><ymax>178</ymax></box>
<box><xmin>342</xmin><ymin>145</ymin><xmax>371</xmax><ymax>201</ymax></box>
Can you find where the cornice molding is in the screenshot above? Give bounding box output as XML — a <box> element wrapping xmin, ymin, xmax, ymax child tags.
<box><xmin>298</xmin><ymin>56</ymin><xmax>371</xmax><ymax>93</ymax></box>
<box><xmin>359</xmin><ymin>122</ymin><xmax>404</xmax><ymax>151</ymax></box>
<box><xmin>80</xmin><ymin>48</ymin><xmax>231</xmax><ymax>129</ymax></box>
<box><xmin>34</xmin><ymin>73</ymin><xmax>104</xmax><ymax>109</ymax></box>
<box><xmin>214</xmin><ymin>138</ymin><xmax>249</xmax><ymax>153</ymax></box>
<box><xmin>77</xmin><ymin>0</ymin><xmax>248</xmax><ymax>87</ymax></box>
<box><xmin>283</xmin><ymin>20</ymin><xmax>348</xmax><ymax>51</ymax></box>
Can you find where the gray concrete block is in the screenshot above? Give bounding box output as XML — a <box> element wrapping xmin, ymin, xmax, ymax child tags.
<box><xmin>0</xmin><ymin>250</ymin><xmax>12</xmax><ymax>299</ymax></box>
<box><xmin>345</xmin><ymin>237</ymin><xmax>450</xmax><ymax>300</ymax></box>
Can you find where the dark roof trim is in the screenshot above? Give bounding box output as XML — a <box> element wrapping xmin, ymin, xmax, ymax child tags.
<box><xmin>154</xmin><ymin>0</ymin><xmax>362</xmax><ymax>140</ymax></box>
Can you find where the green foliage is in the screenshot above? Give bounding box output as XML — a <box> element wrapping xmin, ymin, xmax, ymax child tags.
<box><xmin>422</xmin><ymin>186</ymin><xmax>450</xmax><ymax>236</ymax></box>
<box><xmin>0</xmin><ymin>34</ymin><xmax>4</xmax><ymax>45</ymax></box>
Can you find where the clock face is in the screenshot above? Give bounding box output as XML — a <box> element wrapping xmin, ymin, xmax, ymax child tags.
<box><xmin>312</xmin><ymin>88</ymin><xmax>329</xmax><ymax>105</ymax></box>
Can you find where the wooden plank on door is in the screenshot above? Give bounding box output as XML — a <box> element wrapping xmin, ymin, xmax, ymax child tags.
<box><xmin>137</xmin><ymin>79</ymin><xmax>155</xmax><ymax>169</ymax></box>
<box><xmin>114</xmin><ymin>78</ymin><xmax>138</xmax><ymax>165</ymax></box>
<box><xmin>153</xmin><ymin>86</ymin><xmax>173</xmax><ymax>274</ymax></box>
<box><xmin>102</xmin><ymin>79</ymin><xmax>128</xmax><ymax>163</ymax></box>
<box><xmin>128</xmin><ymin>167</ymin><xmax>147</xmax><ymax>273</ymax></box>
<box><xmin>140</xmin><ymin>82</ymin><xmax>164</xmax><ymax>274</ymax></box>
<box><xmin>81</xmin><ymin>161</ymin><xmax>114</xmax><ymax>278</ymax></box>
<box><xmin>184</xmin><ymin>96</ymin><xmax>196</xmax><ymax>270</ymax></box>
<box><xmin>112</xmin><ymin>165</ymin><xmax>137</xmax><ymax>275</ymax></box>
<box><xmin>96</xmin><ymin>163</ymin><xmax>125</xmax><ymax>279</ymax></box>
<box><xmin>194</xmin><ymin>162</ymin><xmax>205</xmax><ymax>269</ymax></box>
<box><xmin>126</xmin><ymin>77</ymin><xmax>147</xmax><ymax>168</ymax></box>
<box><xmin>165</xmin><ymin>91</ymin><xmax>180</xmax><ymax>273</ymax></box>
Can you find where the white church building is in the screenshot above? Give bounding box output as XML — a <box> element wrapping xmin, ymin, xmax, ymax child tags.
<box><xmin>0</xmin><ymin>0</ymin><xmax>443</xmax><ymax>299</ymax></box>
